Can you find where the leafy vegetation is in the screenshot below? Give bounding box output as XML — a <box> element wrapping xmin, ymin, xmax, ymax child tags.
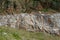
<box><xmin>0</xmin><ymin>0</ymin><xmax>60</xmax><ymax>14</ymax></box>
<box><xmin>0</xmin><ymin>26</ymin><xmax>60</xmax><ymax>40</ymax></box>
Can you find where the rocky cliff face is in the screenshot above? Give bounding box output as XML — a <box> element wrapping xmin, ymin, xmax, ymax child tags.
<box><xmin>0</xmin><ymin>13</ymin><xmax>60</xmax><ymax>36</ymax></box>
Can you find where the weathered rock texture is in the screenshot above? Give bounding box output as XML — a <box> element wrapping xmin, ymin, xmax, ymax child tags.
<box><xmin>0</xmin><ymin>13</ymin><xmax>60</xmax><ymax>35</ymax></box>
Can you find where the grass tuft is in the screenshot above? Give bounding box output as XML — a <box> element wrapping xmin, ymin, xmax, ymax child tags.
<box><xmin>0</xmin><ymin>26</ymin><xmax>60</xmax><ymax>40</ymax></box>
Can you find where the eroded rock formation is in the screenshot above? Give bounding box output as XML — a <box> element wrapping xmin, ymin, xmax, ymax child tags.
<box><xmin>0</xmin><ymin>13</ymin><xmax>60</xmax><ymax>36</ymax></box>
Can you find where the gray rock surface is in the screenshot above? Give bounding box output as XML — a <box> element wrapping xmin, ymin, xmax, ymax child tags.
<box><xmin>0</xmin><ymin>13</ymin><xmax>60</xmax><ymax>35</ymax></box>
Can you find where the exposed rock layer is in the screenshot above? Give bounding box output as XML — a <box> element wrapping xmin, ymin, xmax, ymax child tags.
<box><xmin>0</xmin><ymin>13</ymin><xmax>60</xmax><ymax>35</ymax></box>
